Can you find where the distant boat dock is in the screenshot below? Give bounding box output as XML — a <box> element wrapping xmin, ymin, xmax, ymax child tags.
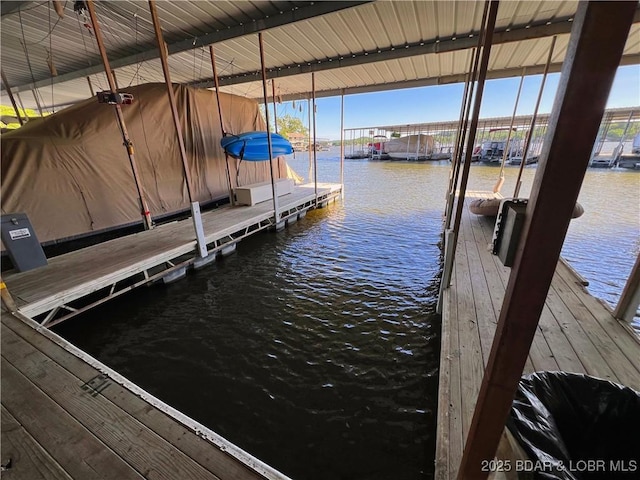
<box><xmin>345</xmin><ymin>106</ymin><xmax>639</xmax><ymax>163</ymax></box>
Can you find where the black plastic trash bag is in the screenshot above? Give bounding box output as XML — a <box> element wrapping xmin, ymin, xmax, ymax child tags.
<box><xmin>506</xmin><ymin>371</ymin><xmax>640</xmax><ymax>479</ymax></box>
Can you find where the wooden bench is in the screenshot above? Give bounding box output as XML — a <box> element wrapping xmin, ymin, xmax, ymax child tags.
<box><xmin>234</xmin><ymin>178</ymin><xmax>294</xmax><ymax>206</ymax></box>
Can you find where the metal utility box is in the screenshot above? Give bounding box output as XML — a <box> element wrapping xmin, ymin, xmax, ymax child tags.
<box><xmin>1</xmin><ymin>213</ymin><xmax>48</xmax><ymax>272</ymax></box>
<box><xmin>492</xmin><ymin>200</ymin><xmax>528</xmax><ymax>268</ymax></box>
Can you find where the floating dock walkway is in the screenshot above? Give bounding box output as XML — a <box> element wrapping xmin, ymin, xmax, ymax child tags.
<box><xmin>3</xmin><ymin>182</ymin><xmax>341</xmax><ymax>327</ymax></box>
<box><xmin>435</xmin><ymin>191</ymin><xmax>640</xmax><ymax>479</ymax></box>
<box><xmin>1</xmin><ymin>182</ymin><xmax>341</xmax><ymax>479</ymax></box>
<box><xmin>1</xmin><ymin>310</ymin><xmax>291</xmax><ymax>480</ymax></box>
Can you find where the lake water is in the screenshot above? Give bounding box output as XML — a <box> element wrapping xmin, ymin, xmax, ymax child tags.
<box><xmin>55</xmin><ymin>149</ymin><xmax>639</xmax><ymax>479</ymax></box>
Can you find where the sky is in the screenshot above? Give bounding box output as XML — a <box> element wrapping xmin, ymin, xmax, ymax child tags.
<box><xmin>268</xmin><ymin>65</ymin><xmax>640</xmax><ymax>141</ymax></box>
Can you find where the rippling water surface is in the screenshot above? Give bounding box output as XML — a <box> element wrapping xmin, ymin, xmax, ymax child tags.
<box><xmin>56</xmin><ymin>151</ymin><xmax>639</xmax><ymax>480</ymax></box>
<box><xmin>57</xmin><ymin>151</ymin><xmax>446</xmax><ymax>480</ymax></box>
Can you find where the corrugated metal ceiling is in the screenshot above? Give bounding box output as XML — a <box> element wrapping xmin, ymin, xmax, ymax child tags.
<box><xmin>1</xmin><ymin>1</ymin><xmax>638</xmax><ymax>111</ymax></box>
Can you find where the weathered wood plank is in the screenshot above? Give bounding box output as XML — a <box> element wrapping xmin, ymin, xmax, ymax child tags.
<box><xmin>440</xmin><ymin>190</ymin><xmax>640</xmax><ymax>479</ymax></box>
<box><xmin>1</xmin><ymin>405</ymin><xmax>74</xmax><ymax>480</ymax></box>
<box><xmin>4</xmin><ymin>184</ymin><xmax>340</xmax><ymax>318</ymax></box>
<box><xmin>453</xmin><ymin>231</ymin><xmax>483</xmax><ymax>446</ymax></box>
<box><xmin>447</xmin><ymin>264</ymin><xmax>463</xmax><ymax>480</ymax></box>
<box><xmin>1</xmin><ymin>325</ymin><xmax>221</xmax><ymax>480</ymax></box>
<box><xmin>434</xmin><ymin>286</ymin><xmax>451</xmax><ymax>480</ymax></box>
<box><xmin>2</xmin><ymin>314</ymin><xmax>267</xmax><ymax>480</ymax></box>
<box><xmin>544</xmin><ymin>279</ymin><xmax>619</xmax><ymax>382</ymax></box>
<box><xmin>469</xmin><ymin>210</ymin><xmax>559</xmax><ymax>373</ymax></box>
<box><xmin>556</xmin><ymin>260</ymin><xmax>640</xmax><ymax>369</ymax></box>
<box><xmin>1</xmin><ymin>359</ymin><xmax>144</xmax><ymax>480</ymax></box>
<box><xmin>551</xmin><ymin>270</ymin><xmax>640</xmax><ymax>389</ymax></box>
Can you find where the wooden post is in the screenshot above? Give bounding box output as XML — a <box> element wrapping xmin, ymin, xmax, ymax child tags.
<box><xmin>513</xmin><ymin>36</ymin><xmax>556</xmax><ymax>198</ymax></box>
<box><xmin>209</xmin><ymin>45</ymin><xmax>235</xmax><ymax>205</ymax></box>
<box><xmin>258</xmin><ymin>33</ymin><xmax>280</xmax><ymax>225</ymax></box>
<box><xmin>86</xmin><ymin>0</ymin><xmax>153</xmax><ymax>230</ymax></box>
<box><xmin>312</xmin><ymin>73</ymin><xmax>318</xmax><ymax>206</ymax></box>
<box><xmin>458</xmin><ymin>3</ymin><xmax>636</xmax><ymax>478</ymax></box>
<box><xmin>614</xmin><ymin>253</ymin><xmax>640</xmax><ymax>323</ymax></box>
<box><xmin>1</xmin><ymin>71</ymin><xmax>25</xmax><ymax>126</ymax></box>
<box><xmin>148</xmin><ymin>0</ymin><xmax>207</xmax><ymax>258</ymax></box>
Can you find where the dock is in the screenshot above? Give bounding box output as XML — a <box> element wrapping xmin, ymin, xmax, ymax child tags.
<box><xmin>1</xmin><ymin>310</ymin><xmax>290</xmax><ymax>480</ymax></box>
<box><xmin>1</xmin><ymin>183</ymin><xmax>343</xmax><ymax>479</ymax></box>
<box><xmin>2</xmin><ymin>182</ymin><xmax>341</xmax><ymax>327</ymax></box>
<box><xmin>435</xmin><ymin>191</ymin><xmax>640</xmax><ymax>479</ymax></box>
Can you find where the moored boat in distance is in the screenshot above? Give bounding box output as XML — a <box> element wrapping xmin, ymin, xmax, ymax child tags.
<box><xmin>385</xmin><ymin>134</ymin><xmax>434</xmax><ymax>160</ymax></box>
<box><xmin>617</xmin><ymin>133</ymin><xmax>640</xmax><ymax>169</ymax></box>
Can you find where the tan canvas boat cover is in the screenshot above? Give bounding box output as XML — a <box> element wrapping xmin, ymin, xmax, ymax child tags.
<box><xmin>1</xmin><ymin>83</ymin><xmax>288</xmax><ymax>245</ymax></box>
<box><xmin>384</xmin><ymin>134</ymin><xmax>435</xmax><ymax>155</ymax></box>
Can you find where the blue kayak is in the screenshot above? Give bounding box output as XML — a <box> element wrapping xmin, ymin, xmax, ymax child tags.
<box><xmin>221</xmin><ymin>131</ymin><xmax>293</xmax><ymax>161</ymax></box>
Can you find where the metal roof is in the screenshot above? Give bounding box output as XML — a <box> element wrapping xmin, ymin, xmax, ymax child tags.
<box><xmin>1</xmin><ymin>1</ymin><xmax>639</xmax><ymax>111</ymax></box>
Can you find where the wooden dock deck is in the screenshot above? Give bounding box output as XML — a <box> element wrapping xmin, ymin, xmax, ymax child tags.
<box><xmin>3</xmin><ymin>182</ymin><xmax>341</xmax><ymax>326</ymax></box>
<box><xmin>435</xmin><ymin>191</ymin><xmax>640</xmax><ymax>479</ymax></box>
<box><xmin>1</xmin><ymin>310</ymin><xmax>290</xmax><ymax>480</ymax></box>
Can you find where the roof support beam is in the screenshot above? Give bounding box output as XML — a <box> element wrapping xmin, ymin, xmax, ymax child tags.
<box><xmin>198</xmin><ymin>9</ymin><xmax>640</xmax><ymax>89</ymax></box>
<box><xmin>265</xmin><ymin>53</ymin><xmax>640</xmax><ymax>102</ymax></box>
<box><xmin>457</xmin><ymin>2</ymin><xmax>636</xmax><ymax>477</ymax></box>
<box><xmin>8</xmin><ymin>1</ymin><xmax>372</xmax><ymax>93</ymax></box>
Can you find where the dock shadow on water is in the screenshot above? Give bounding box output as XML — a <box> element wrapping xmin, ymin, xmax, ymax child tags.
<box><xmin>56</xmin><ymin>158</ymin><xmax>446</xmax><ymax>480</ymax></box>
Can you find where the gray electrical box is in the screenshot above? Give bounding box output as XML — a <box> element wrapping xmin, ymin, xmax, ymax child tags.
<box><xmin>1</xmin><ymin>213</ymin><xmax>48</xmax><ymax>272</ymax></box>
<box><xmin>491</xmin><ymin>200</ymin><xmax>528</xmax><ymax>268</ymax></box>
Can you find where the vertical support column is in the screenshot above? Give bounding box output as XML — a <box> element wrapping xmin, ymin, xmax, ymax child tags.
<box><xmin>312</xmin><ymin>72</ymin><xmax>318</xmax><ymax>206</ymax></box>
<box><xmin>307</xmin><ymin>96</ymin><xmax>313</xmax><ymax>180</ymax></box>
<box><xmin>458</xmin><ymin>3</ymin><xmax>636</xmax><ymax>478</ymax></box>
<box><xmin>209</xmin><ymin>45</ymin><xmax>235</xmax><ymax>206</ymax></box>
<box><xmin>614</xmin><ymin>253</ymin><xmax>640</xmax><ymax>323</ymax></box>
<box><xmin>444</xmin><ymin>0</ymin><xmax>488</xmax><ymax>230</ymax></box>
<box><xmin>340</xmin><ymin>89</ymin><xmax>345</xmax><ymax>199</ymax></box>
<box><xmin>443</xmin><ymin>55</ymin><xmax>473</xmax><ymax>229</ymax></box>
<box><xmin>258</xmin><ymin>33</ymin><xmax>281</xmax><ymax>228</ymax></box>
<box><xmin>1</xmin><ymin>71</ymin><xmax>25</xmax><ymax>126</ymax></box>
<box><xmin>86</xmin><ymin>0</ymin><xmax>153</xmax><ymax>230</ymax></box>
<box><xmin>614</xmin><ymin>110</ymin><xmax>634</xmax><ymax>161</ymax></box>
<box><xmin>148</xmin><ymin>0</ymin><xmax>207</xmax><ymax>258</ymax></box>
<box><xmin>441</xmin><ymin>0</ymin><xmax>498</xmax><ymax>300</ymax></box>
<box><xmin>271</xmin><ymin>79</ymin><xmax>283</xmax><ymax>178</ymax></box>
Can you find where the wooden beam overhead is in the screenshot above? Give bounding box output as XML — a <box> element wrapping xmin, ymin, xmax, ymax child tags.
<box><xmin>457</xmin><ymin>2</ymin><xmax>637</xmax><ymax>478</ymax></box>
